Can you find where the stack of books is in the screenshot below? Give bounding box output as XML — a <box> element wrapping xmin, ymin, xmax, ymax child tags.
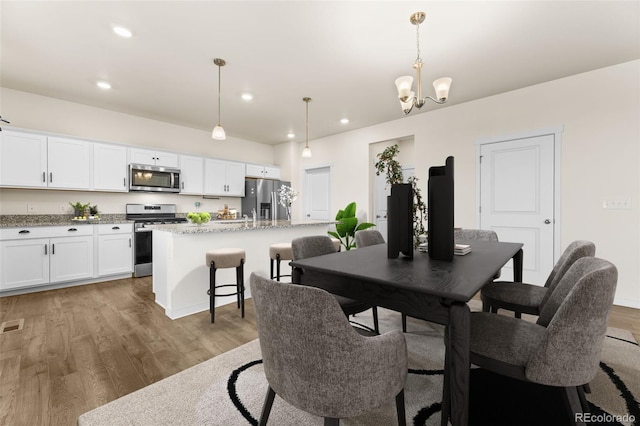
<box><xmin>454</xmin><ymin>244</ymin><xmax>471</xmax><ymax>256</ymax></box>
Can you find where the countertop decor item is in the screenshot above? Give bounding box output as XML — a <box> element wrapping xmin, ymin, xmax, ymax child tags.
<box><xmin>187</xmin><ymin>211</ymin><xmax>211</xmax><ymax>225</ymax></box>
<box><xmin>277</xmin><ymin>185</ymin><xmax>298</xmax><ymax>220</ymax></box>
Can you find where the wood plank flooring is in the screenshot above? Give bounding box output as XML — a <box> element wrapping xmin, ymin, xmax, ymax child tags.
<box><xmin>1</xmin><ymin>277</ymin><xmax>638</xmax><ymax>426</ymax></box>
<box><xmin>0</xmin><ymin>277</ymin><xmax>258</xmax><ymax>426</ymax></box>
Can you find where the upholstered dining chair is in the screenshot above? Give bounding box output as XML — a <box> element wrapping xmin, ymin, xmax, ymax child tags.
<box><xmin>292</xmin><ymin>235</ymin><xmax>379</xmax><ymax>334</ymax></box>
<box><xmin>481</xmin><ymin>240</ymin><xmax>595</xmax><ymax>318</ymax></box>
<box><xmin>354</xmin><ymin>229</ymin><xmax>385</xmax><ymax>248</ymax></box>
<box><xmin>442</xmin><ymin>257</ymin><xmax>617</xmax><ymax>426</ymax></box>
<box><xmin>250</xmin><ymin>272</ymin><xmax>408</xmax><ymax>426</ymax></box>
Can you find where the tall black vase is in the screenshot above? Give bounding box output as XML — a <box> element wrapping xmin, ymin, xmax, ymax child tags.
<box><xmin>387</xmin><ymin>183</ymin><xmax>413</xmax><ymax>259</ymax></box>
<box><xmin>428</xmin><ymin>156</ymin><xmax>454</xmax><ymax>261</ymax></box>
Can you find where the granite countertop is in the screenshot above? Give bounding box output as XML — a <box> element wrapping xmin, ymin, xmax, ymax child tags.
<box><xmin>0</xmin><ymin>214</ymin><xmax>132</xmax><ymax>228</ymax></box>
<box><xmin>149</xmin><ymin>219</ymin><xmax>334</xmax><ymax>234</ymax></box>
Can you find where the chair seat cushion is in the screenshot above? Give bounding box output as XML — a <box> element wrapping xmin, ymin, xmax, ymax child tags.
<box><xmin>481</xmin><ymin>281</ymin><xmax>547</xmax><ymax>311</ymax></box>
<box><xmin>269</xmin><ymin>243</ymin><xmax>293</xmax><ymax>260</ymax></box>
<box><xmin>333</xmin><ymin>294</ymin><xmax>372</xmax><ymax>315</ymax></box>
<box><xmin>206</xmin><ymin>248</ymin><xmax>246</xmax><ymax>268</ymax></box>
<box><xmin>470</xmin><ymin>312</ymin><xmax>545</xmax><ymax>367</ymax></box>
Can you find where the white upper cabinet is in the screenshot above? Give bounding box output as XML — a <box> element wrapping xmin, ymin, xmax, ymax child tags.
<box><xmin>93</xmin><ymin>143</ymin><xmax>128</xmax><ymax>191</ymax></box>
<box><xmin>245</xmin><ymin>163</ymin><xmax>281</xmax><ymax>180</ymax></box>
<box><xmin>0</xmin><ymin>130</ymin><xmax>48</xmax><ymax>188</ymax></box>
<box><xmin>179</xmin><ymin>155</ymin><xmax>204</xmax><ymax>195</ymax></box>
<box><xmin>204</xmin><ymin>159</ymin><xmax>245</xmax><ymax>197</ymax></box>
<box><xmin>1</xmin><ymin>131</ymin><xmax>91</xmax><ymax>190</ymax></box>
<box><xmin>47</xmin><ymin>137</ymin><xmax>91</xmax><ymax>190</ymax></box>
<box><xmin>129</xmin><ymin>148</ymin><xmax>179</xmax><ymax>168</ymax></box>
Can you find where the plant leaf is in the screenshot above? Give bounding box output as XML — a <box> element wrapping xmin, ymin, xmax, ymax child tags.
<box><xmin>355</xmin><ymin>222</ymin><xmax>376</xmax><ymax>232</ymax></box>
<box><xmin>343</xmin><ymin>202</ymin><xmax>356</xmax><ymax>218</ymax></box>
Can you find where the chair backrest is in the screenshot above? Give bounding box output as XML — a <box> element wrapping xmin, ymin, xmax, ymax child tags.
<box><xmin>453</xmin><ymin>228</ymin><xmax>498</xmax><ymax>242</ymax></box>
<box><xmin>291</xmin><ymin>235</ymin><xmax>337</xmax><ymax>260</ymax></box>
<box><xmin>527</xmin><ymin>257</ymin><xmax>617</xmax><ymax>386</ymax></box>
<box><xmin>249</xmin><ymin>272</ymin><xmax>407</xmax><ymax>418</ymax></box>
<box><xmin>355</xmin><ymin>229</ymin><xmax>385</xmax><ymax>248</ymax></box>
<box><xmin>540</xmin><ymin>240</ymin><xmax>596</xmax><ymax>306</ymax></box>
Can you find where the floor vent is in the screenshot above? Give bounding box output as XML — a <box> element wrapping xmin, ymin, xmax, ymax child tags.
<box><xmin>0</xmin><ymin>318</ymin><xmax>24</xmax><ymax>334</ymax></box>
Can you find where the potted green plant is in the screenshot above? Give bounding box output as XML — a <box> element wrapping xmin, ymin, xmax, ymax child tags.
<box><xmin>328</xmin><ymin>202</ymin><xmax>375</xmax><ymax>251</ymax></box>
<box><xmin>69</xmin><ymin>201</ymin><xmax>90</xmax><ymax>218</ymax></box>
<box><xmin>374</xmin><ymin>144</ymin><xmax>427</xmax><ymax>247</ymax></box>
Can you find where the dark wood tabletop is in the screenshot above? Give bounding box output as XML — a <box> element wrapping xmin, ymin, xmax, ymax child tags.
<box><xmin>290</xmin><ymin>240</ymin><xmax>523</xmax><ymax>303</ymax></box>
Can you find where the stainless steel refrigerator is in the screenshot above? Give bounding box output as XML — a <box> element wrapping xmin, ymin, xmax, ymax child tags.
<box><xmin>241</xmin><ymin>179</ymin><xmax>291</xmax><ymax>220</ymax></box>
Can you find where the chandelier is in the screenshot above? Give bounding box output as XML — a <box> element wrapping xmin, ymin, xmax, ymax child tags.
<box><xmin>394</xmin><ymin>12</ymin><xmax>452</xmax><ymax>114</ymax></box>
<box><xmin>212</xmin><ymin>58</ymin><xmax>226</xmax><ymax>140</ymax></box>
<box><xmin>301</xmin><ymin>97</ymin><xmax>312</xmax><ymax>158</ymax></box>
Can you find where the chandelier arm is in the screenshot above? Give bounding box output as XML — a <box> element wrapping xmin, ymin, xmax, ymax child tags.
<box><xmin>421</xmin><ymin>95</ymin><xmax>448</xmax><ymax>105</ymax></box>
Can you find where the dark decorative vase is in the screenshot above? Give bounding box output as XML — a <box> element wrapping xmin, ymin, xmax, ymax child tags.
<box><xmin>428</xmin><ymin>156</ymin><xmax>454</xmax><ymax>261</ymax></box>
<box><xmin>387</xmin><ymin>183</ymin><xmax>414</xmax><ymax>259</ymax></box>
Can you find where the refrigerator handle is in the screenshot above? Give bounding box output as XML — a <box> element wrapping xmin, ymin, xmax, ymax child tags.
<box><xmin>271</xmin><ymin>192</ymin><xmax>277</xmax><ymax>221</ymax></box>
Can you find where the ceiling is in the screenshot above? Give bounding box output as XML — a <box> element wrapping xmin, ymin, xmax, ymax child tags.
<box><xmin>2</xmin><ymin>1</ymin><xmax>639</xmax><ymax>145</ymax></box>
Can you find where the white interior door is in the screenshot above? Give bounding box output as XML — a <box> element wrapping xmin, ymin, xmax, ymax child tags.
<box><xmin>479</xmin><ymin>134</ymin><xmax>556</xmax><ymax>285</ymax></box>
<box><xmin>304</xmin><ymin>166</ymin><xmax>331</xmax><ymax>220</ymax></box>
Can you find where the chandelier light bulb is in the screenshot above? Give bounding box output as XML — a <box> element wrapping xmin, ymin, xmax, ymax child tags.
<box><xmin>212</xmin><ymin>125</ymin><xmax>226</xmax><ymax>140</ymax></box>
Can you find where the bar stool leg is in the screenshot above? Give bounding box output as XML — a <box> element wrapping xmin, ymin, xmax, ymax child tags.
<box><xmin>237</xmin><ymin>259</ymin><xmax>245</xmax><ymax>318</ymax></box>
<box><xmin>209</xmin><ymin>261</ymin><xmax>216</xmax><ymax>323</ymax></box>
<box><xmin>276</xmin><ymin>253</ymin><xmax>282</xmax><ymax>281</ymax></box>
<box><xmin>270</xmin><ymin>258</ymin><xmax>275</xmax><ymax>280</ymax></box>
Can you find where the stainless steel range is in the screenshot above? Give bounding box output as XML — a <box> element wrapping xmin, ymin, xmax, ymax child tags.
<box><xmin>126</xmin><ymin>203</ymin><xmax>187</xmax><ymax>277</ymax></box>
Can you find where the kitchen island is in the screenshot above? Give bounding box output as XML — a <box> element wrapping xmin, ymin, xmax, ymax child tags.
<box><xmin>151</xmin><ymin>220</ymin><xmax>334</xmax><ymax>319</ymax></box>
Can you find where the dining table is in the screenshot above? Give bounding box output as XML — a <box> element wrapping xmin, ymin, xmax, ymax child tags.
<box><xmin>290</xmin><ymin>240</ymin><xmax>523</xmax><ymax>426</ymax></box>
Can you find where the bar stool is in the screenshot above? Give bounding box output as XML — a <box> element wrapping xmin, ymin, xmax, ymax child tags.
<box><xmin>269</xmin><ymin>243</ymin><xmax>293</xmax><ymax>281</ymax></box>
<box><xmin>205</xmin><ymin>248</ymin><xmax>246</xmax><ymax>323</ymax></box>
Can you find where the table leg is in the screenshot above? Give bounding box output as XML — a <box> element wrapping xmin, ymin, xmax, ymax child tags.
<box><xmin>513</xmin><ymin>248</ymin><xmax>523</xmax><ymax>282</ymax></box>
<box><xmin>446</xmin><ymin>302</ymin><xmax>470</xmax><ymax>426</ymax></box>
<box><xmin>292</xmin><ymin>266</ymin><xmax>302</xmax><ymax>284</ymax></box>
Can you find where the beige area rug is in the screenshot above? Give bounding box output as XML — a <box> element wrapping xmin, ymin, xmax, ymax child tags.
<box><xmin>78</xmin><ymin>305</ymin><xmax>639</xmax><ymax>426</ymax></box>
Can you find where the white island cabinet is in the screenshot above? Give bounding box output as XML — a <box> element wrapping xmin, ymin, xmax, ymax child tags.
<box><xmin>151</xmin><ymin>220</ymin><xmax>332</xmax><ymax>319</ymax></box>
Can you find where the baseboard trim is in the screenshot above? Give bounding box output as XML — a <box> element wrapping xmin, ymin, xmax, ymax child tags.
<box><xmin>614</xmin><ymin>297</ymin><xmax>640</xmax><ymax>309</ymax></box>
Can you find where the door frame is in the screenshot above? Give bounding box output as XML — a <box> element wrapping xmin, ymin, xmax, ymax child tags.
<box><xmin>475</xmin><ymin>126</ymin><xmax>563</xmax><ymax>263</ymax></box>
<box><xmin>302</xmin><ymin>162</ymin><xmax>333</xmax><ymax>221</ymax></box>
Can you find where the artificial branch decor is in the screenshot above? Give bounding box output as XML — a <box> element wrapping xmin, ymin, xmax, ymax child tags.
<box><xmin>374</xmin><ymin>144</ymin><xmax>427</xmax><ymax>247</ymax></box>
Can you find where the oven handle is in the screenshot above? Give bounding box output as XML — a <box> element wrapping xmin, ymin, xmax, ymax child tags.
<box><xmin>135</xmin><ymin>228</ymin><xmax>153</xmax><ymax>233</ymax></box>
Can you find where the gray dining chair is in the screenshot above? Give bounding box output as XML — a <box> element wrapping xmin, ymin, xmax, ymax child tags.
<box><xmin>442</xmin><ymin>257</ymin><xmax>617</xmax><ymax>426</ymax></box>
<box><xmin>250</xmin><ymin>272</ymin><xmax>408</xmax><ymax>426</ymax></box>
<box><xmin>481</xmin><ymin>240</ymin><xmax>595</xmax><ymax>318</ymax></box>
<box><xmin>292</xmin><ymin>235</ymin><xmax>379</xmax><ymax>334</ymax></box>
<box><xmin>354</xmin><ymin>229</ymin><xmax>385</xmax><ymax>248</ymax></box>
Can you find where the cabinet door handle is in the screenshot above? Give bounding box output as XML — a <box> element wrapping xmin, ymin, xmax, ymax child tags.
<box><xmin>52</xmin><ymin>243</ymin><xmax>55</xmax><ymax>255</ymax></box>
<box><xmin>112</xmin><ymin>226</ymin><xmax>120</xmax><ymax>230</ymax></box>
<box><xmin>42</xmin><ymin>172</ymin><xmax>46</xmax><ymax>182</ymax></box>
<box><xmin>123</xmin><ymin>177</ymin><xmax>126</xmax><ymax>187</ymax></box>
<box><xmin>49</xmin><ymin>172</ymin><xmax>53</xmax><ymax>183</ymax></box>
<box><xmin>44</xmin><ymin>244</ymin><xmax>47</xmax><ymax>255</ymax></box>
<box><xmin>18</xmin><ymin>230</ymin><xmax>30</xmax><ymax>234</ymax></box>
<box><xmin>129</xmin><ymin>238</ymin><xmax>132</xmax><ymax>248</ymax></box>
<box><xmin>68</xmin><ymin>228</ymin><xmax>78</xmax><ymax>232</ymax></box>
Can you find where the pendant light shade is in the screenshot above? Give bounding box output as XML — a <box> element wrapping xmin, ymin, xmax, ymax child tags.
<box><xmin>302</xmin><ymin>97</ymin><xmax>312</xmax><ymax>158</ymax></box>
<box><xmin>212</xmin><ymin>58</ymin><xmax>226</xmax><ymax>140</ymax></box>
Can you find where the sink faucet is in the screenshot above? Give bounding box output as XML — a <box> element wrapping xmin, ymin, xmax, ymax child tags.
<box><xmin>243</xmin><ymin>214</ymin><xmax>248</xmax><ymax>227</ymax></box>
<box><xmin>251</xmin><ymin>208</ymin><xmax>257</xmax><ymax>225</ymax></box>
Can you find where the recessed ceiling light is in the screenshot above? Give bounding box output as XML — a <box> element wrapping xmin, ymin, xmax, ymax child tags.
<box><xmin>287</xmin><ymin>132</ymin><xmax>295</xmax><ymax>139</ymax></box>
<box><xmin>113</xmin><ymin>26</ymin><xmax>133</xmax><ymax>38</ymax></box>
<box><xmin>96</xmin><ymin>81</ymin><xmax>111</xmax><ymax>90</ymax></box>
<box><xmin>241</xmin><ymin>93</ymin><xmax>253</xmax><ymax>101</ymax></box>
<box><xmin>340</xmin><ymin>118</ymin><xmax>350</xmax><ymax>124</ymax></box>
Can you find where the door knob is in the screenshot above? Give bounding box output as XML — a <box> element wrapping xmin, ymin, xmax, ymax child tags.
<box><xmin>306</xmin><ymin>214</ymin><xmax>310</xmax><ymax>217</ymax></box>
<box><xmin>544</xmin><ymin>219</ymin><xmax>551</xmax><ymax>224</ymax></box>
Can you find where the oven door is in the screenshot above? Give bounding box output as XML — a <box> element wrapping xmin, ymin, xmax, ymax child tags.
<box><xmin>133</xmin><ymin>227</ymin><xmax>153</xmax><ymax>277</ymax></box>
<box><xmin>129</xmin><ymin>164</ymin><xmax>181</xmax><ymax>193</ymax></box>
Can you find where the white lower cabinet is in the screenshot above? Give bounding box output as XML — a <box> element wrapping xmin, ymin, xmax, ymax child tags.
<box><xmin>97</xmin><ymin>224</ymin><xmax>133</xmax><ymax>276</ymax></box>
<box><xmin>49</xmin><ymin>235</ymin><xmax>94</xmax><ymax>283</ymax></box>
<box><xmin>0</xmin><ymin>238</ymin><xmax>50</xmax><ymax>290</ymax></box>
<box><xmin>0</xmin><ymin>223</ymin><xmax>133</xmax><ymax>292</ymax></box>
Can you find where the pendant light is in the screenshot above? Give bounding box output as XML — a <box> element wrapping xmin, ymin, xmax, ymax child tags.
<box><xmin>301</xmin><ymin>97</ymin><xmax>312</xmax><ymax>158</ymax></box>
<box><xmin>212</xmin><ymin>58</ymin><xmax>226</xmax><ymax>140</ymax></box>
<box><xmin>394</xmin><ymin>12</ymin><xmax>452</xmax><ymax>114</ymax></box>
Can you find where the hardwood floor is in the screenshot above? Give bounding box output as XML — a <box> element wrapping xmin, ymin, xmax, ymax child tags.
<box><xmin>0</xmin><ymin>277</ymin><xmax>258</xmax><ymax>426</ymax></box>
<box><xmin>1</xmin><ymin>277</ymin><xmax>638</xmax><ymax>426</ymax></box>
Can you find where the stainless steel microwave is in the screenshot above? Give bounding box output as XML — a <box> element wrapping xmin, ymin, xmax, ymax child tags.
<box><xmin>129</xmin><ymin>164</ymin><xmax>181</xmax><ymax>193</ymax></box>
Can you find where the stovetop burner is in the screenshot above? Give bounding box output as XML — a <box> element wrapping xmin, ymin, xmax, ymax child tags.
<box><xmin>126</xmin><ymin>203</ymin><xmax>187</xmax><ymax>227</ymax></box>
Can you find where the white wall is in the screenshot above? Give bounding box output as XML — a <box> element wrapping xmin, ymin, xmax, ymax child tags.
<box><xmin>289</xmin><ymin>60</ymin><xmax>640</xmax><ymax>307</ymax></box>
<box><xmin>0</xmin><ymin>87</ymin><xmax>276</xmax><ymax>215</ymax></box>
